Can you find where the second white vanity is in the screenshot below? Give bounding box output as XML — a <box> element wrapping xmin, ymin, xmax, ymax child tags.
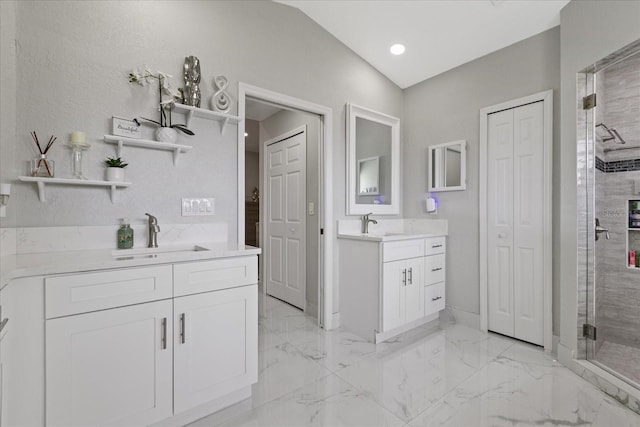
<box><xmin>338</xmin><ymin>220</ymin><xmax>447</xmax><ymax>343</ymax></box>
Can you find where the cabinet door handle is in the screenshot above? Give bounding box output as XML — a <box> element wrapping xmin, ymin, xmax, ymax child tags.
<box><xmin>161</xmin><ymin>317</ymin><xmax>167</xmax><ymax>350</ymax></box>
<box><xmin>432</xmin><ymin>244</ymin><xmax>443</xmax><ymax>248</ymax></box>
<box><xmin>180</xmin><ymin>313</ymin><xmax>186</xmax><ymax>344</ymax></box>
<box><xmin>432</xmin><ymin>267</ymin><xmax>442</xmax><ymax>272</ymax></box>
<box><xmin>408</xmin><ymin>267</ymin><xmax>413</xmax><ymax>284</ymax></box>
<box><xmin>402</xmin><ymin>268</ymin><xmax>407</xmax><ymax>286</ymax></box>
<box><xmin>432</xmin><ymin>296</ymin><xmax>443</xmax><ymax>301</ymax></box>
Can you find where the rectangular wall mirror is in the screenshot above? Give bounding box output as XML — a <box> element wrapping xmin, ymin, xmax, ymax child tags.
<box><xmin>347</xmin><ymin>103</ymin><xmax>400</xmax><ymax>215</ymax></box>
<box><xmin>428</xmin><ymin>140</ymin><xmax>467</xmax><ymax>192</ymax></box>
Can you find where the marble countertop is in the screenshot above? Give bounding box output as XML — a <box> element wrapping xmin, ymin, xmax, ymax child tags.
<box><xmin>337</xmin><ymin>232</ymin><xmax>447</xmax><ymax>242</ymax></box>
<box><xmin>0</xmin><ymin>242</ymin><xmax>260</xmax><ymax>287</ymax></box>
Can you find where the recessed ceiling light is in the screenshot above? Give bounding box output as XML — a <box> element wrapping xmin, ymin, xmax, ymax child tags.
<box><xmin>244</xmin><ymin>132</ymin><xmax>248</xmax><ymax>137</ymax></box>
<box><xmin>390</xmin><ymin>44</ymin><xmax>405</xmax><ymax>55</ymax></box>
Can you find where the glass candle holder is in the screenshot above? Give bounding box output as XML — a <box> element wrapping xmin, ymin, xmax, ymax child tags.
<box><xmin>31</xmin><ymin>154</ymin><xmax>55</xmax><ymax>177</ymax></box>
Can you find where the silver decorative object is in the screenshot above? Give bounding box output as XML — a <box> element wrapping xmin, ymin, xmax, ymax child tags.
<box><xmin>211</xmin><ymin>75</ymin><xmax>231</xmax><ymax>113</ymax></box>
<box><xmin>183</xmin><ymin>56</ymin><xmax>201</xmax><ymax>107</ymax></box>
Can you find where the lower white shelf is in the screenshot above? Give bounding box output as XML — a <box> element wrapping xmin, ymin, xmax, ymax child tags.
<box><xmin>18</xmin><ymin>176</ymin><xmax>131</xmax><ymax>203</ymax></box>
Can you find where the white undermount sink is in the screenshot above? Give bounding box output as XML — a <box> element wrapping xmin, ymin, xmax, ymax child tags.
<box><xmin>112</xmin><ymin>245</ymin><xmax>209</xmax><ymax>260</ymax></box>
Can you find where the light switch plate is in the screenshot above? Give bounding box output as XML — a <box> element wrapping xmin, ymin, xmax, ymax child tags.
<box><xmin>182</xmin><ymin>198</ymin><xmax>215</xmax><ymax>216</ymax></box>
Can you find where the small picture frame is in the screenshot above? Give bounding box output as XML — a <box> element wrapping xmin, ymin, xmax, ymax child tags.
<box><xmin>112</xmin><ymin>116</ymin><xmax>141</xmax><ymax>139</ymax></box>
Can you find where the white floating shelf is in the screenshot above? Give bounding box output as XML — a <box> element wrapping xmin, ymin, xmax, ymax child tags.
<box><xmin>18</xmin><ymin>176</ymin><xmax>131</xmax><ymax>203</ymax></box>
<box><xmin>172</xmin><ymin>104</ymin><xmax>241</xmax><ymax>135</ymax></box>
<box><xmin>103</xmin><ymin>135</ymin><xmax>192</xmax><ymax>166</ymax></box>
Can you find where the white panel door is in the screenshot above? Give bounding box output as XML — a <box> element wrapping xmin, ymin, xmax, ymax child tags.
<box><xmin>487</xmin><ymin>109</ymin><xmax>515</xmax><ymax>337</ymax></box>
<box><xmin>487</xmin><ymin>102</ymin><xmax>544</xmax><ymax>346</ymax></box>
<box><xmin>46</xmin><ymin>300</ymin><xmax>173</xmax><ymax>427</ymax></box>
<box><xmin>513</xmin><ymin>102</ymin><xmax>544</xmax><ymax>345</ymax></box>
<box><xmin>174</xmin><ymin>285</ymin><xmax>258</xmax><ymax>414</ymax></box>
<box><xmin>266</xmin><ymin>130</ymin><xmax>307</xmax><ymax>309</ymax></box>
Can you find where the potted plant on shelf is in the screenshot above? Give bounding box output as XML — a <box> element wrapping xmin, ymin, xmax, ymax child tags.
<box><xmin>104</xmin><ymin>157</ymin><xmax>128</xmax><ymax>182</ymax></box>
<box><xmin>128</xmin><ymin>66</ymin><xmax>195</xmax><ymax>143</ymax></box>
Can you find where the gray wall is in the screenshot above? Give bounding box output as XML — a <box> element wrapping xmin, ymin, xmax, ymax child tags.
<box><xmin>0</xmin><ymin>1</ymin><xmax>403</xmax><ymax>253</ymax></box>
<box><xmin>260</xmin><ymin>109</ymin><xmax>321</xmax><ymax>317</ymax></box>
<box><xmin>559</xmin><ymin>0</ymin><xmax>640</xmax><ymax>357</ymax></box>
<box><xmin>403</xmin><ymin>27</ymin><xmax>561</xmax><ymax>331</ymax></box>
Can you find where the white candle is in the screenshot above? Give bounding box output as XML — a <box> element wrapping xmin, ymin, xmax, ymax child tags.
<box><xmin>71</xmin><ymin>131</ymin><xmax>86</xmax><ymax>145</ymax></box>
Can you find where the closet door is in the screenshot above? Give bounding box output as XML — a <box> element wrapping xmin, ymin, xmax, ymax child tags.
<box><xmin>487</xmin><ymin>109</ymin><xmax>515</xmax><ymax>338</ymax></box>
<box><xmin>487</xmin><ymin>102</ymin><xmax>544</xmax><ymax>346</ymax></box>
<box><xmin>512</xmin><ymin>102</ymin><xmax>544</xmax><ymax>345</ymax></box>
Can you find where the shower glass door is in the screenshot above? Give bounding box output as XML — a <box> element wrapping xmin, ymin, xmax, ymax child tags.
<box><xmin>583</xmin><ymin>46</ymin><xmax>640</xmax><ymax>389</ymax></box>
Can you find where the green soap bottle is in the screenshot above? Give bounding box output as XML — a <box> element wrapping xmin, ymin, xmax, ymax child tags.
<box><xmin>117</xmin><ymin>218</ymin><xmax>134</xmax><ymax>249</ymax></box>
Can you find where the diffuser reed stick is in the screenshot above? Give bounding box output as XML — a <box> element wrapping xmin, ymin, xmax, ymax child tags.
<box><xmin>30</xmin><ymin>131</ymin><xmax>57</xmax><ymax>177</ymax></box>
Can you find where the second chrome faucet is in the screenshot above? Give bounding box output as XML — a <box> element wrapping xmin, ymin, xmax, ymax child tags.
<box><xmin>145</xmin><ymin>213</ymin><xmax>160</xmax><ymax>248</ymax></box>
<box><xmin>361</xmin><ymin>213</ymin><xmax>377</xmax><ymax>234</ymax></box>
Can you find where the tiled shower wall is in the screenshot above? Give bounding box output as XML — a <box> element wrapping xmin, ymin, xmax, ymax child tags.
<box><xmin>596</xmin><ymin>50</ymin><xmax>640</xmax><ymax>349</ymax></box>
<box><xmin>577</xmin><ymin>45</ymin><xmax>640</xmax><ymax>361</ymax></box>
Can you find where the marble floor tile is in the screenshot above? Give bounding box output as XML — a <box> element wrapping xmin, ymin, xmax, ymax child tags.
<box><xmin>408</xmin><ymin>343</ymin><xmax>640</xmax><ymax>426</ymax></box>
<box><xmin>334</xmin><ymin>331</ymin><xmax>483</xmax><ymax>422</ymax></box>
<box><xmin>251</xmin><ymin>343</ymin><xmax>332</xmax><ymax>407</ymax></box>
<box><xmin>217</xmin><ymin>375</ymin><xmax>405</xmax><ymax>427</ymax></box>
<box><xmin>294</xmin><ymin>329</ymin><xmax>379</xmax><ymax>372</ymax></box>
<box><xmin>188</xmin><ymin>295</ymin><xmax>640</xmax><ymax>427</ymax></box>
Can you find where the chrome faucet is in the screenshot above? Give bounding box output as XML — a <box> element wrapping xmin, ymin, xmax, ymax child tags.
<box><xmin>361</xmin><ymin>213</ymin><xmax>378</xmax><ymax>234</ymax></box>
<box><xmin>145</xmin><ymin>213</ymin><xmax>160</xmax><ymax>248</ymax></box>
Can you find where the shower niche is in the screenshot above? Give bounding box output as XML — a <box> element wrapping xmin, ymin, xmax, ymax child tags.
<box><xmin>629</xmin><ymin>199</ymin><xmax>640</xmax><ymax>268</ymax></box>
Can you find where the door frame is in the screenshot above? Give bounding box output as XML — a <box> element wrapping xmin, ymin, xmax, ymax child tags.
<box><xmin>237</xmin><ymin>83</ymin><xmax>335</xmax><ymax>329</ymax></box>
<box><xmin>263</xmin><ymin>125</ymin><xmax>307</xmax><ymax>309</ymax></box>
<box><xmin>479</xmin><ymin>89</ymin><xmax>553</xmax><ymax>350</ymax></box>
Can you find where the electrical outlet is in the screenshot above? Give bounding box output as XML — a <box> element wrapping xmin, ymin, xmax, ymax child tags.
<box><xmin>182</xmin><ymin>198</ymin><xmax>215</xmax><ymax>216</ymax></box>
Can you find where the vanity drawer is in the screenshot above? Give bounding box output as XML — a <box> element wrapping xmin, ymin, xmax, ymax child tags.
<box><xmin>424</xmin><ymin>282</ymin><xmax>445</xmax><ymax>316</ymax></box>
<box><xmin>174</xmin><ymin>256</ymin><xmax>258</xmax><ymax>297</ymax></box>
<box><xmin>425</xmin><ymin>237</ymin><xmax>446</xmax><ymax>256</ymax></box>
<box><xmin>425</xmin><ymin>254</ymin><xmax>445</xmax><ymax>285</ymax></box>
<box><xmin>383</xmin><ymin>239</ymin><xmax>425</xmax><ymax>262</ymax></box>
<box><xmin>45</xmin><ymin>265</ymin><xmax>173</xmax><ymax>319</ymax></box>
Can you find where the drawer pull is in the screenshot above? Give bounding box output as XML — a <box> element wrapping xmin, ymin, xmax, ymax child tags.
<box><xmin>432</xmin><ymin>296</ymin><xmax>443</xmax><ymax>301</ymax></box>
<box><xmin>431</xmin><ymin>267</ymin><xmax>443</xmax><ymax>272</ymax></box>
<box><xmin>0</xmin><ymin>317</ymin><xmax>8</xmax><ymax>335</ymax></box>
<box><xmin>432</xmin><ymin>244</ymin><xmax>443</xmax><ymax>248</ymax></box>
<box><xmin>180</xmin><ymin>313</ymin><xmax>186</xmax><ymax>344</ymax></box>
<box><xmin>161</xmin><ymin>318</ymin><xmax>167</xmax><ymax>350</ymax></box>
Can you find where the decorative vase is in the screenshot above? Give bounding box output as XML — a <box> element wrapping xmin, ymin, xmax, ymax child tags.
<box><xmin>105</xmin><ymin>167</ymin><xmax>125</xmax><ymax>182</ymax></box>
<box><xmin>155</xmin><ymin>127</ymin><xmax>178</xmax><ymax>144</ymax></box>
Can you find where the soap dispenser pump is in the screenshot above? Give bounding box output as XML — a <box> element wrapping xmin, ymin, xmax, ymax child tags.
<box><xmin>117</xmin><ymin>218</ymin><xmax>134</xmax><ymax>249</ymax></box>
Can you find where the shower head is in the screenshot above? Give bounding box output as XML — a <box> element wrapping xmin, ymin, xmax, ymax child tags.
<box><xmin>596</xmin><ymin>122</ymin><xmax>627</xmax><ymax>144</ymax></box>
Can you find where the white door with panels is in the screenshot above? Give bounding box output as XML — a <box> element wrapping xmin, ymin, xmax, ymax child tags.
<box><xmin>487</xmin><ymin>101</ymin><xmax>545</xmax><ymax>346</ymax></box>
<box><xmin>265</xmin><ymin>128</ymin><xmax>307</xmax><ymax>309</ymax></box>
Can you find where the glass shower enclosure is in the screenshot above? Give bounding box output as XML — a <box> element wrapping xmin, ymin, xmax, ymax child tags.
<box><xmin>580</xmin><ymin>42</ymin><xmax>640</xmax><ymax>389</ymax></box>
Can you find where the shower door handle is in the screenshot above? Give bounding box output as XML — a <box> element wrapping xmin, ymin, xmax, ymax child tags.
<box><xmin>595</xmin><ymin>218</ymin><xmax>609</xmax><ymax>241</ymax></box>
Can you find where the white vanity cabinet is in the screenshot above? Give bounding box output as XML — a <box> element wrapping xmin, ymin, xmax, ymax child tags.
<box><xmin>46</xmin><ymin>300</ymin><xmax>174</xmax><ymax>427</ymax></box>
<box><xmin>339</xmin><ymin>235</ymin><xmax>446</xmax><ymax>343</ymax></box>
<box><xmin>173</xmin><ymin>260</ymin><xmax>257</xmax><ymax>414</ymax></box>
<box><xmin>40</xmin><ymin>256</ymin><xmax>257</xmax><ymax>427</ymax></box>
<box><xmin>424</xmin><ymin>237</ymin><xmax>446</xmax><ymax>316</ymax></box>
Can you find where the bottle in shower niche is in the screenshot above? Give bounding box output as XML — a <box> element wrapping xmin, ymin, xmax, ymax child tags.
<box><xmin>117</xmin><ymin>218</ymin><xmax>134</xmax><ymax>249</ymax></box>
